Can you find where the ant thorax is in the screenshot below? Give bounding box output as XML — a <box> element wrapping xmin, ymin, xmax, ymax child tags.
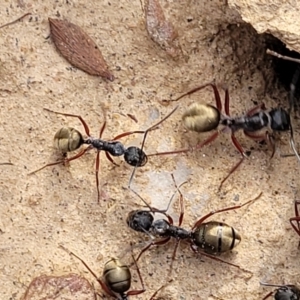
<box><xmin>150</xmin><ymin>219</ymin><xmax>190</xmax><ymax>239</ymax></box>
<box><xmin>221</xmin><ymin>111</ymin><xmax>269</xmax><ymax>133</ymax></box>
<box><xmin>84</xmin><ymin>137</ymin><xmax>126</xmax><ymax>156</ymax></box>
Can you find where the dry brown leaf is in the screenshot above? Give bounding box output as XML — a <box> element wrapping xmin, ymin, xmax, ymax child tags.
<box><xmin>22</xmin><ymin>273</ymin><xmax>96</xmax><ymax>300</ymax></box>
<box><xmin>49</xmin><ymin>18</ymin><xmax>114</xmax><ymax>81</ymax></box>
<box><xmin>145</xmin><ymin>0</ymin><xmax>182</xmax><ymax>59</ymax></box>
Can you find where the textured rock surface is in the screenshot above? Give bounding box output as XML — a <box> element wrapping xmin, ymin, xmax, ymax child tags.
<box><xmin>1</xmin><ymin>1</ymin><xmax>300</xmax><ymax>300</ymax></box>
<box><xmin>229</xmin><ymin>0</ymin><xmax>300</xmax><ymax>52</ymax></box>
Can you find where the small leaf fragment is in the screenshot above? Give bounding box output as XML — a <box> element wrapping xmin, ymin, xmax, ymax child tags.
<box><xmin>49</xmin><ymin>18</ymin><xmax>114</xmax><ymax>81</ymax></box>
<box><xmin>22</xmin><ymin>273</ymin><xmax>96</xmax><ymax>300</ymax></box>
<box><xmin>145</xmin><ymin>0</ymin><xmax>182</xmax><ymax>59</ymax></box>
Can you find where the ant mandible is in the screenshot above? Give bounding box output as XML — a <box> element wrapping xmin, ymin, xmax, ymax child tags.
<box><xmin>127</xmin><ymin>174</ymin><xmax>262</xmax><ymax>273</ymax></box>
<box><xmin>29</xmin><ymin>106</ymin><xmax>178</xmax><ymax>202</ymax></box>
<box><xmin>153</xmin><ymin>82</ymin><xmax>300</xmax><ymax>190</ymax></box>
<box><xmin>260</xmin><ymin>281</ymin><xmax>300</xmax><ymax>300</ymax></box>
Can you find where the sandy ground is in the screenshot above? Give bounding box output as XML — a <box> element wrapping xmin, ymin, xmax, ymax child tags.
<box><xmin>1</xmin><ymin>1</ymin><xmax>300</xmax><ymax>299</ymax></box>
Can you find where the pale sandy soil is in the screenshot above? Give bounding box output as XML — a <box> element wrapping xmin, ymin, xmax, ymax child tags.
<box><xmin>1</xmin><ymin>1</ymin><xmax>300</xmax><ymax>300</ymax></box>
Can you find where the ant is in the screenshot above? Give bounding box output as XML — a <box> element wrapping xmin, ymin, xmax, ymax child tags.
<box><xmin>260</xmin><ymin>281</ymin><xmax>300</xmax><ymax>300</ymax></box>
<box><xmin>155</xmin><ymin>82</ymin><xmax>300</xmax><ymax>190</ymax></box>
<box><xmin>28</xmin><ymin>106</ymin><xmax>178</xmax><ymax>202</ymax></box>
<box><xmin>127</xmin><ymin>174</ymin><xmax>262</xmax><ymax>271</ymax></box>
<box><xmin>60</xmin><ymin>246</ymin><xmax>171</xmax><ymax>300</ymax></box>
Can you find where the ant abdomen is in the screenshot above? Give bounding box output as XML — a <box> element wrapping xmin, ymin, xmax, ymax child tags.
<box><xmin>182</xmin><ymin>103</ymin><xmax>220</xmax><ymax>133</ymax></box>
<box><xmin>103</xmin><ymin>258</ymin><xmax>131</xmax><ymax>294</ymax></box>
<box><xmin>192</xmin><ymin>221</ymin><xmax>241</xmax><ymax>255</ymax></box>
<box><xmin>54</xmin><ymin>127</ymin><xmax>84</xmax><ymax>153</ymax></box>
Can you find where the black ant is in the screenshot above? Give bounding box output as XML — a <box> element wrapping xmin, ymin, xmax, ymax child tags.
<box><xmin>260</xmin><ymin>281</ymin><xmax>300</xmax><ymax>300</ymax></box>
<box><xmin>60</xmin><ymin>246</ymin><xmax>172</xmax><ymax>300</ymax></box>
<box><xmin>127</xmin><ymin>174</ymin><xmax>262</xmax><ymax>272</ymax></box>
<box><xmin>154</xmin><ymin>82</ymin><xmax>300</xmax><ymax>190</ymax></box>
<box><xmin>28</xmin><ymin>106</ymin><xmax>178</xmax><ymax>202</ymax></box>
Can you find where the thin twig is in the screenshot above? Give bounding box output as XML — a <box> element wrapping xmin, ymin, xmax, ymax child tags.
<box><xmin>0</xmin><ymin>13</ymin><xmax>31</xmax><ymax>29</ymax></box>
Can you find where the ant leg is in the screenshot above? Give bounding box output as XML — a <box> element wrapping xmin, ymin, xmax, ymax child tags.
<box><xmin>190</xmin><ymin>245</ymin><xmax>251</xmax><ymax>272</ymax></box>
<box><xmin>194</xmin><ymin>131</ymin><xmax>219</xmax><ymax>151</ymax></box>
<box><xmin>290</xmin><ymin>200</ymin><xmax>300</xmax><ymax>236</ymax></box>
<box><xmin>262</xmin><ymin>291</ymin><xmax>274</xmax><ymax>300</ymax></box>
<box><xmin>44</xmin><ymin>108</ymin><xmax>91</xmax><ymax>136</ymax></box>
<box><xmin>126</xmin><ymin>253</ymin><xmax>146</xmax><ymax>296</ymax></box>
<box><xmin>168</xmin><ymin>239</ymin><xmax>180</xmax><ymax>277</ymax></box>
<box><xmin>231</xmin><ymin>133</ymin><xmax>248</xmax><ymax>157</ymax></box>
<box><xmin>223</xmin><ymin>84</ymin><xmax>230</xmax><ymax>116</ymax></box>
<box><xmin>136</xmin><ymin>237</ymin><xmax>171</xmax><ymax>261</ymax></box>
<box><xmin>218</xmin><ymin>133</ymin><xmax>248</xmax><ymax>190</ymax></box>
<box><xmin>95</xmin><ymin>151</ymin><xmax>101</xmax><ymax>203</ymax></box>
<box><xmin>28</xmin><ymin>146</ymin><xmax>92</xmax><ymax>175</ymax></box>
<box><xmin>93</xmin><ymin>121</ymin><xmax>109</xmax><ymax>203</ymax></box>
<box><xmin>168</xmin><ymin>82</ymin><xmax>222</xmax><ymax>111</ymax></box>
<box><xmin>192</xmin><ymin>192</ymin><xmax>262</xmax><ymax>230</ymax></box>
<box><xmin>243</xmin><ymin>130</ymin><xmax>276</xmax><ymax>158</ymax></box>
<box><xmin>246</xmin><ymin>103</ymin><xmax>267</xmax><ymax>116</ymax></box>
<box><xmin>149</xmin><ymin>279</ymin><xmax>173</xmax><ymax>300</ymax></box>
<box><xmin>59</xmin><ymin>246</ymin><xmax>116</xmax><ymax>298</ymax></box>
<box><xmin>105</xmin><ymin>152</ymin><xmax>119</xmax><ymax>166</ymax></box>
<box><xmin>112</xmin><ymin>130</ymin><xmax>150</xmax><ymax>141</ymax></box>
<box><xmin>218</xmin><ymin>156</ymin><xmax>245</xmax><ymax>191</ymax></box>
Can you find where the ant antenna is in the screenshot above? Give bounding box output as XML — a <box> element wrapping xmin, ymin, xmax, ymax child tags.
<box><xmin>127</xmin><ymin>105</ymin><xmax>179</xmax><ymax>188</ymax></box>
<box><xmin>129</xmin><ymin>173</ymin><xmax>188</xmax><ymax>214</ymax></box>
<box><xmin>260</xmin><ymin>281</ymin><xmax>287</xmax><ymax>288</ymax></box>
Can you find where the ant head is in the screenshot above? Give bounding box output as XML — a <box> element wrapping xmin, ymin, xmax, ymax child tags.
<box><xmin>126</xmin><ymin>210</ymin><xmax>154</xmax><ymax>233</ymax></box>
<box><xmin>182</xmin><ymin>103</ymin><xmax>220</xmax><ymax>132</ymax></box>
<box><xmin>124</xmin><ymin>147</ymin><xmax>147</xmax><ymax>167</ymax></box>
<box><xmin>269</xmin><ymin>108</ymin><xmax>291</xmax><ymax>131</ymax></box>
<box><xmin>275</xmin><ymin>285</ymin><xmax>300</xmax><ymax>300</ymax></box>
<box><xmin>260</xmin><ymin>282</ymin><xmax>300</xmax><ymax>300</ymax></box>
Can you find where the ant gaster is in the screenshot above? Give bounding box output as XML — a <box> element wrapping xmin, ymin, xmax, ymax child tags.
<box><xmin>60</xmin><ymin>246</ymin><xmax>170</xmax><ymax>300</ymax></box>
<box><xmin>127</xmin><ymin>174</ymin><xmax>262</xmax><ymax>271</ymax></box>
<box><xmin>155</xmin><ymin>82</ymin><xmax>300</xmax><ymax>189</ymax></box>
<box><xmin>260</xmin><ymin>281</ymin><xmax>300</xmax><ymax>300</ymax></box>
<box><xmin>29</xmin><ymin>106</ymin><xmax>178</xmax><ymax>202</ymax></box>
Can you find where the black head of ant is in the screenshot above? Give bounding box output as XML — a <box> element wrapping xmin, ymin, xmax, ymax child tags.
<box><xmin>260</xmin><ymin>281</ymin><xmax>300</xmax><ymax>300</ymax></box>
